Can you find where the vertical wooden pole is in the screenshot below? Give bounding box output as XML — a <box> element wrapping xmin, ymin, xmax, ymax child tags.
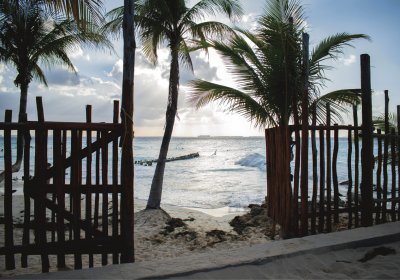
<box><xmin>54</xmin><ymin>128</ymin><xmax>66</xmax><ymax>268</ymax></box>
<box><xmin>390</xmin><ymin>128</ymin><xmax>396</xmax><ymax>221</ymax></box>
<box><xmin>102</xmin><ymin>128</ymin><xmax>109</xmax><ymax>266</ymax></box>
<box><xmin>347</xmin><ymin>125</ymin><xmax>353</xmax><ymax>228</ymax></box>
<box><xmin>112</xmin><ymin>100</ymin><xmax>120</xmax><ymax>264</ymax></box>
<box><xmin>382</xmin><ymin>91</ymin><xmax>389</xmax><ymax>222</ymax></box>
<box><xmin>4</xmin><ymin>110</ymin><xmax>15</xmax><ymax>270</ymax></box>
<box><xmin>360</xmin><ymin>54</ymin><xmax>374</xmax><ymax>227</ymax></box>
<box><xmin>292</xmin><ymin>127</ymin><xmax>300</xmax><ymax>236</ymax></box>
<box><xmin>318</xmin><ymin>125</ymin><xmax>325</xmax><ymax>232</ymax></box>
<box><xmin>397</xmin><ymin>105</ymin><xmax>400</xmax><ymax>221</ymax></box>
<box><xmin>86</xmin><ymin>105</ymin><xmax>94</xmax><ymax>268</ymax></box>
<box><xmin>121</xmin><ymin>0</ymin><xmax>135</xmax><ymax>263</ymax></box>
<box><xmin>21</xmin><ymin>115</ymin><xmax>31</xmax><ymax>268</ymax></box>
<box><xmin>300</xmin><ymin>32</ymin><xmax>309</xmax><ymax>236</ymax></box>
<box><xmin>266</xmin><ymin>127</ymin><xmax>292</xmax><ymax>238</ymax></box>
<box><xmin>326</xmin><ymin>103</ymin><xmax>332</xmax><ymax>232</ymax></box>
<box><xmin>71</xmin><ymin>129</ymin><xmax>82</xmax><ymax>269</ymax></box>
<box><xmin>332</xmin><ymin>124</ymin><xmax>339</xmax><ymax>224</ymax></box>
<box><xmin>94</xmin><ymin>131</ymin><xmax>101</xmax><ymax>230</ymax></box>
<box><xmin>376</xmin><ymin>129</ymin><xmax>383</xmax><ymax>224</ymax></box>
<box><xmin>35</xmin><ymin>97</ymin><xmax>50</xmax><ymax>272</ymax></box>
<box><xmin>78</xmin><ymin>130</ymin><xmax>83</xmax><ymax>265</ymax></box>
<box><xmin>353</xmin><ymin>105</ymin><xmax>360</xmax><ymax>227</ymax></box>
<box><xmin>311</xmin><ymin>108</ymin><xmax>318</xmax><ymax>234</ymax></box>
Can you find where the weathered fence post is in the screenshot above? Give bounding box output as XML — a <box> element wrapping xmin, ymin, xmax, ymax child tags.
<box><xmin>112</xmin><ymin>100</ymin><xmax>120</xmax><ymax>264</ymax></box>
<box><xmin>85</xmin><ymin>105</ymin><xmax>94</xmax><ymax>268</ymax></box>
<box><xmin>397</xmin><ymin>105</ymin><xmax>400</xmax><ymax>220</ymax></box>
<box><xmin>360</xmin><ymin>54</ymin><xmax>374</xmax><ymax>227</ymax></box>
<box><xmin>347</xmin><ymin>125</ymin><xmax>353</xmax><ymax>228</ymax></box>
<box><xmin>333</xmin><ymin>124</ymin><xmax>339</xmax><ymax>224</ymax></box>
<box><xmin>390</xmin><ymin>128</ymin><xmax>396</xmax><ymax>221</ymax></box>
<box><xmin>21</xmin><ymin>114</ymin><xmax>31</xmax><ymax>268</ymax></box>
<box><xmin>35</xmin><ymin>97</ymin><xmax>50</xmax><ymax>272</ymax></box>
<box><xmin>311</xmin><ymin>108</ymin><xmax>318</xmax><ymax>234</ymax></box>
<box><xmin>266</xmin><ymin>126</ymin><xmax>293</xmax><ymax>238</ymax></box>
<box><xmin>382</xmin><ymin>90</ymin><xmax>389</xmax><ymax>222</ymax></box>
<box><xmin>353</xmin><ymin>105</ymin><xmax>360</xmax><ymax>227</ymax></box>
<box><xmin>318</xmin><ymin>124</ymin><xmax>325</xmax><ymax>232</ymax></box>
<box><xmin>326</xmin><ymin>103</ymin><xmax>332</xmax><ymax>232</ymax></box>
<box><xmin>376</xmin><ymin>129</ymin><xmax>383</xmax><ymax>224</ymax></box>
<box><xmin>300</xmin><ymin>33</ymin><xmax>309</xmax><ymax>236</ymax></box>
<box><xmin>4</xmin><ymin>110</ymin><xmax>15</xmax><ymax>270</ymax></box>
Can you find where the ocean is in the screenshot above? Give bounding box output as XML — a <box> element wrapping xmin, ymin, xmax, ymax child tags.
<box><xmin>0</xmin><ymin>136</ymin><xmax>395</xmax><ymax>209</ymax></box>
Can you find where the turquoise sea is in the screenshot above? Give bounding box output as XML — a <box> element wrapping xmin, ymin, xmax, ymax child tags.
<box><xmin>0</xmin><ymin>136</ymin><xmax>396</xmax><ymax>209</ymax></box>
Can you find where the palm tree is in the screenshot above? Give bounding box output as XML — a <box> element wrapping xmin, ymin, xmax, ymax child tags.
<box><xmin>188</xmin><ymin>0</ymin><xmax>368</xmax><ymax>237</ymax></box>
<box><xmin>105</xmin><ymin>0</ymin><xmax>243</xmax><ymax>209</ymax></box>
<box><xmin>43</xmin><ymin>0</ymin><xmax>104</xmax><ymax>27</ymax></box>
<box><xmin>142</xmin><ymin>0</ymin><xmax>242</xmax><ymax>210</ymax></box>
<box><xmin>189</xmin><ymin>0</ymin><xmax>368</xmax><ymax>128</ymax></box>
<box><xmin>0</xmin><ymin>0</ymin><xmax>111</xmax><ymax>178</ymax></box>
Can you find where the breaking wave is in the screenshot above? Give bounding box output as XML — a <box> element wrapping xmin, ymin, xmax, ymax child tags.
<box><xmin>235</xmin><ymin>153</ymin><xmax>266</xmax><ymax>171</ymax></box>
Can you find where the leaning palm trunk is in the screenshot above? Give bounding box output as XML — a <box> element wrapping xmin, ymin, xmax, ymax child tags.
<box><xmin>0</xmin><ymin>82</ymin><xmax>28</xmax><ymax>183</ymax></box>
<box><xmin>146</xmin><ymin>45</ymin><xmax>180</xmax><ymax>209</ymax></box>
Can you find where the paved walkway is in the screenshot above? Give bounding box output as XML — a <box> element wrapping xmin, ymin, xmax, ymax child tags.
<box><xmin>167</xmin><ymin>240</ymin><xmax>400</xmax><ymax>279</ymax></box>
<box><xmin>10</xmin><ymin>222</ymin><xmax>400</xmax><ymax>279</ymax></box>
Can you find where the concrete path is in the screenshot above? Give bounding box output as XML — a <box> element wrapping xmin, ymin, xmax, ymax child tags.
<box><xmin>10</xmin><ymin>222</ymin><xmax>400</xmax><ymax>279</ymax></box>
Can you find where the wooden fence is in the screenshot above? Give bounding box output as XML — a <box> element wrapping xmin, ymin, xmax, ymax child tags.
<box><xmin>0</xmin><ymin>97</ymin><xmax>133</xmax><ymax>272</ymax></box>
<box><xmin>266</xmin><ymin>54</ymin><xmax>400</xmax><ymax>237</ymax></box>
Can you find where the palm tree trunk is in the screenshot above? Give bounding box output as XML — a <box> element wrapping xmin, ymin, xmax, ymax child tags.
<box><xmin>0</xmin><ymin>82</ymin><xmax>28</xmax><ymax>183</ymax></box>
<box><xmin>146</xmin><ymin>45</ymin><xmax>180</xmax><ymax>209</ymax></box>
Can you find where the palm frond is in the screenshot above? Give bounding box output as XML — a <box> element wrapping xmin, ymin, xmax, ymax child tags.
<box><xmin>373</xmin><ymin>113</ymin><xmax>397</xmax><ymax>133</ymax></box>
<box><xmin>44</xmin><ymin>0</ymin><xmax>105</xmax><ymax>30</ymax></box>
<box><xmin>102</xmin><ymin>6</ymin><xmax>124</xmax><ymax>38</ymax></box>
<box><xmin>189</xmin><ymin>79</ymin><xmax>276</xmax><ymax>127</ymax></box>
<box><xmin>312</xmin><ymin>89</ymin><xmax>361</xmax><ymax>124</ymax></box>
<box><xmin>181</xmin><ymin>0</ymin><xmax>242</xmax><ymax>24</ymax></box>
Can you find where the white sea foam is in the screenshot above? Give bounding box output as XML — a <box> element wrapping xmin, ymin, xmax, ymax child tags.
<box><xmin>235</xmin><ymin>153</ymin><xmax>266</xmax><ymax>171</ymax></box>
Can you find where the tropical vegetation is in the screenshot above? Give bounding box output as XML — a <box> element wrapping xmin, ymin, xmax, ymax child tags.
<box><xmin>0</xmin><ymin>0</ymin><xmax>110</xmax><ymax>177</ymax></box>
<box><xmin>189</xmin><ymin>0</ymin><xmax>369</xmax><ymax>128</ymax></box>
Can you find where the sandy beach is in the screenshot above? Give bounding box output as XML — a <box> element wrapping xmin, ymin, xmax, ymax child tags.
<box><xmin>0</xmin><ymin>180</ymin><xmax>275</xmax><ymax>277</ymax></box>
<box><xmin>1</xmin><ymin>181</ymin><xmax>399</xmax><ymax>279</ymax></box>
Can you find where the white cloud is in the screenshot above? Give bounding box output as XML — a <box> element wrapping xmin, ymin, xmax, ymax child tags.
<box><xmin>340</xmin><ymin>54</ymin><xmax>356</xmax><ymax>66</ymax></box>
<box><xmin>107</xmin><ymin>59</ymin><xmax>123</xmax><ymax>80</ymax></box>
<box><xmin>67</xmin><ymin>45</ymin><xmax>91</xmax><ymax>61</ymax></box>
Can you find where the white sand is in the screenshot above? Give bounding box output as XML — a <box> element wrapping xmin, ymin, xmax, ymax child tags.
<box><xmin>2</xmin><ymin>180</ymin><xmax>399</xmax><ymax>280</ymax></box>
<box><xmin>0</xmin><ymin>180</ymin><xmax>273</xmax><ymax>277</ymax></box>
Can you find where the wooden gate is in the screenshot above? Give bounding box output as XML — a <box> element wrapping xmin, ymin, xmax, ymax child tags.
<box><xmin>0</xmin><ymin>97</ymin><xmax>133</xmax><ymax>272</ymax></box>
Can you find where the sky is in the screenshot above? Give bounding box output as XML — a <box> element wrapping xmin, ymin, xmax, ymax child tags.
<box><xmin>0</xmin><ymin>0</ymin><xmax>399</xmax><ymax>137</ymax></box>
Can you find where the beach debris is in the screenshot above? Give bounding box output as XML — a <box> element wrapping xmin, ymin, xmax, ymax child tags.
<box><xmin>183</xmin><ymin>217</ymin><xmax>195</xmax><ymax>222</ymax></box>
<box><xmin>164</xmin><ymin>218</ymin><xmax>186</xmax><ymax>233</ymax></box>
<box><xmin>230</xmin><ymin>204</ymin><xmax>265</xmax><ymax>234</ymax></box>
<box><xmin>134</xmin><ymin>152</ymin><xmax>200</xmax><ymax>166</ymax></box>
<box><xmin>229</xmin><ymin>203</ymin><xmax>276</xmax><ymax>237</ymax></box>
<box><xmin>174</xmin><ymin>230</ymin><xmax>197</xmax><ymax>241</ymax></box>
<box><xmin>358</xmin><ymin>246</ymin><xmax>396</xmax><ymax>263</ymax></box>
<box><xmin>206</xmin><ymin>229</ymin><xmax>226</xmax><ymax>241</ymax></box>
